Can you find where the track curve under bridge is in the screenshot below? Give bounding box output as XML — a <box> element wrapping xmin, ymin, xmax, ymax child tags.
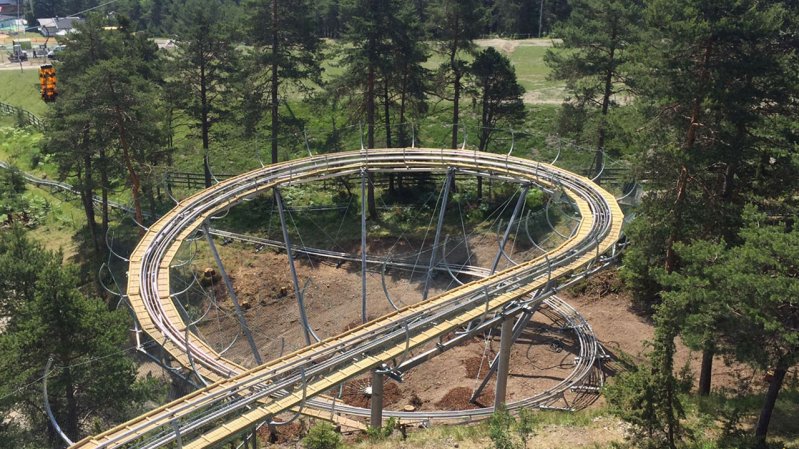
<box><xmin>71</xmin><ymin>148</ymin><xmax>624</xmax><ymax>449</ymax></box>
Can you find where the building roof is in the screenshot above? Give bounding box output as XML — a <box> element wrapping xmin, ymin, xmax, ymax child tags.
<box><xmin>37</xmin><ymin>16</ymin><xmax>82</xmax><ymax>36</ymax></box>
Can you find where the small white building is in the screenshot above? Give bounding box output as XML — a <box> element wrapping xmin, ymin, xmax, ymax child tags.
<box><xmin>37</xmin><ymin>17</ymin><xmax>82</xmax><ymax>37</ymax></box>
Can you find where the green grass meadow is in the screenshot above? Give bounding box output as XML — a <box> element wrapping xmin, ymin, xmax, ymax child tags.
<box><xmin>0</xmin><ymin>69</ymin><xmax>49</xmax><ymax>116</ymax></box>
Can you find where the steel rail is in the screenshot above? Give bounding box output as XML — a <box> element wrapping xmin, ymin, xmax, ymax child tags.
<box><xmin>70</xmin><ymin>148</ymin><xmax>622</xmax><ymax>449</ymax></box>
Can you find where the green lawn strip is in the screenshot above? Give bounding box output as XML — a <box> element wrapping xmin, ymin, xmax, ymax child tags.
<box><xmin>0</xmin><ymin>70</ymin><xmax>49</xmax><ymax>116</ymax></box>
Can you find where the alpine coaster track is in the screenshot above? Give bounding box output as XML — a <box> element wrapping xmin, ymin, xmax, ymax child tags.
<box><xmin>71</xmin><ymin>148</ymin><xmax>624</xmax><ymax>449</ymax></box>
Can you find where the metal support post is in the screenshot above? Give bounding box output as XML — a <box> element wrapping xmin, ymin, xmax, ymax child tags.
<box><xmin>423</xmin><ymin>168</ymin><xmax>454</xmax><ymax>300</ymax></box>
<box><xmin>494</xmin><ymin>317</ymin><xmax>514</xmax><ymax>410</ymax></box>
<box><xmin>203</xmin><ymin>223</ymin><xmax>262</xmax><ymax>365</ymax></box>
<box><xmin>360</xmin><ymin>169</ymin><xmax>368</xmax><ymax>323</ymax></box>
<box><xmin>274</xmin><ymin>188</ymin><xmax>313</xmax><ymax>346</ymax></box>
<box><xmin>370</xmin><ymin>369</ymin><xmax>384</xmax><ymax>429</ymax></box>
<box><xmin>490</xmin><ymin>185</ymin><xmax>531</xmax><ymax>274</ymax></box>
<box><xmin>471</xmin><ymin>307</ymin><xmax>535</xmax><ymax>402</ymax></box>
<box><xmin>172</xmin><ymin>420</ymin><xmax>183</xmax><ymax>449</ymax></box>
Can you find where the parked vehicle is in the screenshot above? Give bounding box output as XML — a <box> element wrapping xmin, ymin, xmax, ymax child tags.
<box><xmin>8</xmin><ymin>44</ymin><xmax>28</xmax><ymax>63</ymax></box>
<box><xmin>47</xmin><ymin>45</ymin><xmax>65</xmax><ymax>60</ymax></box>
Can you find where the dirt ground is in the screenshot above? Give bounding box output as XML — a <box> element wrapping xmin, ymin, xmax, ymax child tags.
<box><xmin>475</xmin><ymin>38</ymin><xmax>560</xmax><ymax>53</ymax></box>
<box><xmin>176</xmin><ymin>234</ymin><xmax>764</xmax><ymax>449</ymax></box>
<box><xmin>187</xmin><ymin>233</ymin><xmax>752</xmax><ymax>413</ymax></box>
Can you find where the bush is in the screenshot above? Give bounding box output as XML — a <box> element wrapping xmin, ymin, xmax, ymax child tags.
<box><xmin>303</xmin><ymin>422</ymin><xmax>343</xmax><ymax>449</ymax></box>
<box><xmin>366</xmin><ymin>417</ymin><xmax>397</xmax><ymax>442</ymax></box>
<box><xmin>488</xmin><ymin>407</ymin><xmax>536</xmax><ymax>449</ymax></box>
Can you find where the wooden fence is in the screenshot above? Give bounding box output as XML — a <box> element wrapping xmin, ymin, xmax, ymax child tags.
<box><xmin>0</xmin><ymin>101</ymin><xmax>44</xmax><ymax>129</ymax></box>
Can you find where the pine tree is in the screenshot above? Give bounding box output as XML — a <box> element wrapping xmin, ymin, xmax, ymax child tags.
<box><xmin>622</xmin><ymin>0</ymin><xmax>799</xmax><ymax>305</ymax></box>
<box><xmin>658</xmin><ymin>209</ymin><xmax>799</xmax><ymax>446</ymax></box>
<box><xmin>333</xmin><ymin>0</ymin><xmax>426</xmax><ymax>217</ymax></box>
<box><xmin>470</xmin><ymin>47</ymin><xmax>525</xmax><ymax>199</ymax></box>
<box><xmin>246</xmin><ymin>0</ymin><xmax>321</xmax><ymax>165</ymax></box>
<box><xmin>471</xmin><ymin>47</ymin><xmax>525</xmax><ymax>152</ymax></box>
<box><xmin>657</xmin><ymin>239</ymin><xmax>728</xmax><ymax>395</ymax></box>
<box><xmin>544</xmin><ymin>0</ymin><xmax>641</xmax><ymax>181</ymax></box>
<box><xmin>0</xmin><ymin>227</ymin><xmax>47</xmax><ymax>318</ymax></box>
<box><xmin>171</xmin><ymin>0</ymin><xmax>241</xmax><ymax>187</ymax></box>
<box><xmin>429</xmin><ymin>0</ymin><xmax>486</xmax><ymax>149</ymax></box>
<box><xmin>0</xmin><ymin>235</ymin><xmax>160</xmax><ymax>444</ymax></box>
<box><xmin>45</xmin><ymin>14</ymin><xmax>168</xmax><ymax>242</ymax></box>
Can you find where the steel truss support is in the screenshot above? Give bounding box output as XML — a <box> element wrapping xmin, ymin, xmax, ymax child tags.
<box><xmin>490</xmin><ymin>185</ymin><xmax>531</xmax><ymax>274</ymax></box>
<box><xmin>274</xmin><ymin>187</ymin><xmax>314</xmax><ymax>346</ymax></box>
<box><xmin>203</xmin><ymin>222</ymin><xmax>263</xmax><ymax>364</ymax></box>
<box><xmin>370</xmin><ymin>369</ymin><xmax>384</xmax><ymax>428</ymax></box>
<box><xmin>423</xmin><ymin>168</ymin><xmax>455</xmax><ymax>300</ymax></box>
<box><xmin>494</xmin><ymin>316</ymin><xmax>514</xmax><ymax>409</ymax></box>
<box><xmin>360</xmin><ymin>169</ymin><xmax>368</xmax><ymax>323</ymax></box>
<box><xmin>172</xmin><ymin>420</ymin><xmax>183</xmax><ymax>449</ymax></box>
<box><xmin>470</xmin><ymin>305</ymin><xmax>537</xmax><ymax>402</ymax></box>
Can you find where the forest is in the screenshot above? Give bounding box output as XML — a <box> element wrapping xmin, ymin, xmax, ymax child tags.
<box><xmin>0</xmin><ymin>0</ymin><xmax>798</xmax><ymax>448</ymax></box>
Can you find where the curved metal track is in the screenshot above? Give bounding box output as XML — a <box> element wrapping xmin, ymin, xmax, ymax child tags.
<box><xmin>70</xmin><ymin>148</ymin><xmax>623</xmax><ymax>449</ymax></box>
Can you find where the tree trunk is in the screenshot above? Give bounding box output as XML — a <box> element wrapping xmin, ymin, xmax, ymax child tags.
<box><xmin>398</xmin><ymin>70</ymin><xmax>408</xmax><ymax>147</ymax></box>
<box><xmin>755</xmin><ymin>363</ymin><xmax>787</xmax><ymax>447</ymax></box>
<box><xmin>698</xmin><ymin>345</ymin><xmax>713</xmax><ymax>396</ymax></box>
<box><xmin>366</xmin><ymin>63</ymin><xmax>377</xmax><ymax>219</ymax></box>
<box><xmin>384</xmin><ymin>76</ymin><xmax>392</xmax><ymax>148</ymax></box>
<box><xmin>594</xmin><ymin>39</ymin><xmax>616</xmax><ymax>184</ymax></box>
<box><xmin>200</xmin><ymin>58</ymin><xmax>212</xmax><ymax>187</ymax></box>
<box><xmin>450</xmin><ymin>17</ymin><xmax>461</xmax><ymax>150</ymax></box>
<box><xmin>476</xmin><ymin>79</ymin><xmax>490</xmax><ymax>202</ymax></box>
<box><xmin>664</xmin><ymin>39</ymin><xmax>713</xmax><ymax>274</ymax></box>
<box><xmin>384</xmin><ymin>76</ymin><xmax>395</xmax><ymax>194</ymax></box>
<box><xmin>79</xmin><ymin>151</ymin><xmax>100</xmax><ymax>255</ymax></box>
<box><xmin>452</xmin><ymin>69</ymin><xmax>461</xmax><ymax>149</ymax></box>
<box><xmin>99</xmin><ymin>147</ymin><xmax>109</xmax><ymax>242</ymax></box>
<box><xmin>108</xmin><ymin>81</ymin><xmax>145</xmax><ymax>235</ymax></box>
<box><xmin>397</xmin><ymin>70</ymin><xmax>409</xmax><ymax>190</ymax></box>
<box><xmin>271</xmin><ymin>0</ymin><xmax>280</xmax><ymax>165</ymax></box>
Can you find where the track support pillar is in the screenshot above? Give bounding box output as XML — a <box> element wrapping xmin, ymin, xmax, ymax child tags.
<box><xmin>274</xmin><ymin>188</ymin><xmax>314</xmax><ymax>346</ymax></box>
<box><xmin>490</xmin><ymin>185</ymin><xmax>531</xmax><ymax>274</ymax></box>
<box><xmin>203</xmin><ymin>223</ymin><xmax>263</xmax><ymax>365</ymax></box>
<box><xmin>471</xmin><ymin>305</ymin><xmax>537</xmax><ymax>402</ymax></box>
<box><xmin>360</xmin><ymin>169</ymin><xmax>368</xmax><ymax>323</ymax></box>
<box><xmin>494</xmin><ymin>317</ymin><xmax>514</xmax><ymax>410</ymax></box>
<box><xmin>422</xmin><ymin>168</ymin><xmax>454</xmax><ymax>300</ymax></box>
<box><xmin>370</xmin><ymin>370</ymin><xmax>384</xmax><ymax>429</ymax></box>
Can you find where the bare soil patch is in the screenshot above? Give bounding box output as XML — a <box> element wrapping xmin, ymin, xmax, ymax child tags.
<box><xmin>475</xmin><ymin>38</ymin><xmax>560</xmax><ymax>53</ymax></box>
<box><xmin>436</xmin><ymin>386</ymin><xmax>495</xmax><ymax>409</ymax></box>
<box><xmin>186</xmin><ymin>234</ymin><xmax>759</xmax><ymax>433</ymax></box>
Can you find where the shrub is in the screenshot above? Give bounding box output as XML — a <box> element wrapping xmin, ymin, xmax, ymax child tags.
<box><xmin>303</xmin><ymin>422</ymin><xmax>343</xmax><ymax>449</ymax></box>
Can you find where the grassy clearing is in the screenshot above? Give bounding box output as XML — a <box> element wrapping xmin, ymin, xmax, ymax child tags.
<box><xmin>507</xmin><ymin>46</ymin><xmax>561</xmax><ymax>93</ymax></box>
<box><xmin>0</xmin><ymin>126</ymin><xmax>58</xmax><ymax>179</ymax></box>
<box><xmin>24</xmin><ymin>184</ymin><xmax>85</xmax><ymax>257</ymax></box>
<box><xmin>0</xmin><ymin>126</ymin><xmax>80</xmax><ymax>253</ymax></box>
<box><xmin>0</xmin><ymin>70</ymin><xmax>48</xmax><ymax>116</ymax></box>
